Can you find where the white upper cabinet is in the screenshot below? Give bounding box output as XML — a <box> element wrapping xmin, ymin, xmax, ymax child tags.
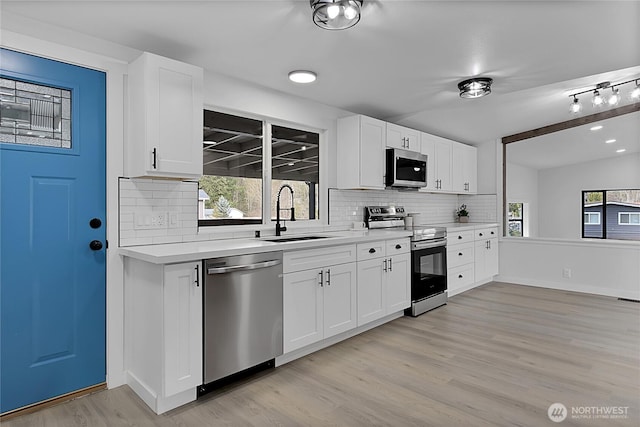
<box><xmin>420</xmin><ymin>132</ymin><xmax>452</xmax><ymax>192</ymax></box>
<box><xmin>452</xmin><ymin>142</ymin><xmax>477</xmax><ymax>194</ymax></box>
<box><xmin>337</xmin><ymin>115</ymin><xmax>386</xmax><ymax>190</ymax></box>
<box><xmin>386</xmin><ymin>123</ymin><xmax>420</xmax><ymax>152</ymax></box>
<box><xmin>127</xmin><ymin>52</ymin><xmax>203</xmax><ymax>179</ymax></box>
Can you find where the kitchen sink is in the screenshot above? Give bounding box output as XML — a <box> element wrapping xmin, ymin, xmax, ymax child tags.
<box><xmin>263</xmin><ymin>235</ymin><xmax>331</xmax><ymax>243</ymax></box>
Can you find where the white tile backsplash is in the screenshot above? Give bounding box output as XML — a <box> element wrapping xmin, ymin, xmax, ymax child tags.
<box><xmin>118</xmin><ymin>178</ymin><xmax>198</xmax><ymax>247</ymax></box>
<box><xmin>118</xmin><ymin>178</ymin><xmax>498</xmax><ymax>247</ymax></box>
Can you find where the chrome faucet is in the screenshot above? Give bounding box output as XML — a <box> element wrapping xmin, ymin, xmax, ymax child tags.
<box><xmin>276</xmin><ymin>184</ymin><xmax>295</xmax><ymax>236</ymax></box>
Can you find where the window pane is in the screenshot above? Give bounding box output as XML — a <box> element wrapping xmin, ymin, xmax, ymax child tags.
<box><xmin>508</xmin><ymin>203</ymin><xmax>522</xmax><ymax>220</ymax></box>
<box><xmin>0</xmin><ymin>77</ymin><xmax>71</xmax><ymax>148</ymax></box>
<box><xmin>508</xmin><ymin>221</ymin><xmax>522</xmax><ymax>237</ymax></box>
<box><xmin>583</xmin><ymin>191</ymin><xmax>603</xmax><ymax>238</ymax></box>
<box><xmin>200</xmin><ymin>111</ymin><xmax>263</xmax><ymax>224</ymax></box>
<box><xmin>271</xmin><ymin>125</ymin><xmax>319</xmax><ymax>220</ymax></box>
<box><xmin>606</xmin><ymin>190</ymin><xmax>640</xmax><ymax>240</ymax></box>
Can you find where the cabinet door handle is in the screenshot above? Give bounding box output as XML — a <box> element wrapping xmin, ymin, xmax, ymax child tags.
<box><xmin>458</xmin><ymin>252</ymin><xmax>463</xmax><ymax>256</ymax></box>
<box><xmin>369</xmin><ymin>248</ymin><xmax>376</xmax><ymax>254</ymax></box>
<box><xmin>388</xmin><ymin>258</ymin><xmax>393</xmax><ymax>271</ymax></box>
<box><xmin>318</xmin><ymin>270</ymin><xmax>324</xmax><ymax>287</ymax></box>
<box><xmin>395</xmin><ymin>244</ymin><xmax>401</xmax><ymax>249</ymax></box>
<box><xmin>488</xmin><ymin>240</ymin><xmax>491</xmax><ymax>249</ymax></box>
<box><xmin>326</xmin><ymin>269</ymin><xmax>331</xmax><ymax>286</ymax></box>
<box><xmin>458</xmin><ymin>274</ymin><xmax>463</xmax><ymax>279</ymax></box>
<box><xmin>152</xmin><ymin>147</ymin><xmax>157</xmax><ymax>169</ymax></box>
<box><xmin>479</xmin><ymin>232</ymin><xmax>483</xmax><ymax>237</ymax></box>
<box><xmin>194</xmin><ymin>264</ymin><xmax>199</xmax><ymax>287</ymax></box>
<box><xmin>458</xmin><ymin>235</ymin><xmax>463</xmax><ymax>240</ymax></box>
<box><xmin>491</xmin><ymin>231</ymin><xmax>495</xmax><ymax>235</ymax></box>
<box><xmin>383</xmin><ymin>259</ymin><xmax>387</xmax><ymax>272</ymax></box>
<box><xmin>486</xmin><ymin>241</ymin><xmax>489</xmax><ymax>249</ymax></box>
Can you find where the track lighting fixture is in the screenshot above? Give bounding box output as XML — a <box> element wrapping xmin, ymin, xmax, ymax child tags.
<box><xmin>569</xmin><ymin>95</ymin><xmax>582</xmax><ymax>114</ymax></box>
<box><xmin>568</xmin><ymin>78</ymin><xmax>640</xmax><ymax>114</ymax></box>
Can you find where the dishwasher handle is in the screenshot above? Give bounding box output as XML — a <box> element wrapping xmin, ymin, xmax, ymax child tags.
<box><xmin>207</xmin><ymin>259</ymin><xmax>282</xmax><ymax>275</ymax></box>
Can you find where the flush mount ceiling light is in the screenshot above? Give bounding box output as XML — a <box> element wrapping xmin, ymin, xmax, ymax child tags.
<box><xmin>288</xmin><ymin>70</ymin><xmax>317</xmax><ymax>84</ymax></box>
<box><xmin>568</xmin><ymin>78</ymin><xmax>640</xmax><ymax>114</ymax></box>
<box><xmin>310</xmin><ymin>0</ymin><xmax>363</xmax><ymax>30</ymax></box>
<box><xmin>457</xmin><ymin>77</ymin><xmax>493</xmax><ymax>99</ymax></box>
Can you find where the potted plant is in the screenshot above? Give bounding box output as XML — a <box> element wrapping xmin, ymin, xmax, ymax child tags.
<box><xmin>456</xmin><ymin>204</ymin><xmax>469</xmax><ymax>223</ymax></box>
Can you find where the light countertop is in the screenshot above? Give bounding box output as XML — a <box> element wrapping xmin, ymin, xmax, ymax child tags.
<box><xmin>119</xmin><ymin>229</ymin><xmax>413</xmax><ymax>264</ymax></box>
<box><xmin>430</xmin><ymin>222</ymin><xmax>499</xmax><ymax>231</ymax></box>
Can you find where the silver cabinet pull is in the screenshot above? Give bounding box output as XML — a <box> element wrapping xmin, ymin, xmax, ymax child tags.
<box><xmin>383</xmin><ymin>259</ymin><xmax>387</xmax><ymax>272</ymax></box>
<box><xmin>318</xmin><ymin>270</ymin><xmax>324</xmax><ymax>287</ymax></box>
<box><xmin>194</xmin><ymin>264</ymin><xmax>200</xmax><ymax>287</ymax></box>
<box><xmin>388</xmin><ymin>258</ymin><xmax>393</xmax><ymax>271</ymax></box>
<box><xmin>326</xmin><ymin>269</ymin><xmax>331</xmax><ymax>286</ymax></box>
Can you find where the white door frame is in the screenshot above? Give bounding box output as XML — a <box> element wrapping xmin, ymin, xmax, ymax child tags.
<box><xmin>1</xmin><ymin>30</ymin><xmax>129</xmax><ymax>388</ymax></box>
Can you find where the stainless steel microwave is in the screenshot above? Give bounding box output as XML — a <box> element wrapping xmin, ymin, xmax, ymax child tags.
<box><xmin>385</xmin><ymin>148</ymin><xmax>427</xmax><ymax>188</ymax></box>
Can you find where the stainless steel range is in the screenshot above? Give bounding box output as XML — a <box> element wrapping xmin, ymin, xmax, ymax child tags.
<box><xmin>365</xmin><ymin>206</ymin><xmax>448</xmax><ymax>316</ymax></box>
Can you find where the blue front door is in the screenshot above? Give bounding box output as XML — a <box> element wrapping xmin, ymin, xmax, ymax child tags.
<box><xmin>0</xmin><ymin>48</ymin><xmax>106</xmax><ymax>414</ymax></box>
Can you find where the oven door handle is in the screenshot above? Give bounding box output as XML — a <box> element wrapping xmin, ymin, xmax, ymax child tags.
<box><xmin>412</xmin><ymin>239</ymin><xmax>447</xmax><ymax>250</ymax></box>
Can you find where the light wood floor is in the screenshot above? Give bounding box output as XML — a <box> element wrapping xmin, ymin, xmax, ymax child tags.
<box><xmin>4</xmin><ymin>282</ymin><xmax>639</xmax><ymax>426</ymax></box>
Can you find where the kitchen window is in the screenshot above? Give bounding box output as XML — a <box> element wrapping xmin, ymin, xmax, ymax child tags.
<box><xmin>582</xmin><ymin>190</ymin><xmax>640</xmax><ymax>241</ymax></box>
<box><xmin>199</xmin><ymin>110</ymin><xmax>320</xmax><ymax>226</ymax></box>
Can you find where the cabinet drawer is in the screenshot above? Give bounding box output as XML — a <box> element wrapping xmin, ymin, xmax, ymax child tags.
<box><xmin>447</xmin><ymin>230</ymin><xmax>474</xmax><ymax>244</ymax></box>
<box><xmin>385</xmin><ymin>238</ymin><xmax>410</xmax><ymax>255</ymax></box>
<box><xmin>447</xmin><ymin>242</ymin><xmax>474</xmax><ymax>269</ymax></box>
<box><xmin>284</xmin><ymin>244</ymin><xmax>356</xmax><ymax>273</ymax></box>
<box><xmin>448</xmin><ymin>264</ymin><xmax>475</xmax><ymax>291</ymax></box>
<box><xmin>357</xmin><ymin>241</ymin><xmax>386</xmax><ymax>261</ymax></box>
<box><xmin>475</xmin><ymin>227</ymin><xmax>498</xmax><ymax>241</ymax></box>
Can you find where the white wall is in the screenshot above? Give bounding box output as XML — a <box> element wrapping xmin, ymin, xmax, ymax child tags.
<box><xmin>499</xmin><ymin>238</ymin><xmax>640</xmax><ymax>300</ymax></box>
<box><xmin>538</xmin><ymin>153</ymin><xmax>640</xmax><ymax>239</ymax></box>
<box><xmin>506</xmin><ymin>162</ymin><xmax>539</xmax><ymax>237</ymax></box>
<box><xmin>477</xmin><ymin>140</ymin><xmax>498</xmax><ymax>194</ymax></box>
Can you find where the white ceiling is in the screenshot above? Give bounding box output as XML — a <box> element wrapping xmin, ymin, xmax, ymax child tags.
<box><xmin>2</xmin><ymin>0</ymin><xmax>639</xmax><ymax>149</ymax></box>
<box><xmin>507</xmin><ymin>111</ymin><xmax>640</xmax><ymax>170</ymax></box>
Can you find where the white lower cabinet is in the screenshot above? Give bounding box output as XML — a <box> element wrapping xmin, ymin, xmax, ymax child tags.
<box><xmin>446</xmin><ymin>225</ymin><xmax>499</xmax><ymax>296</ymax></box>
<box><xmin>357</xmin><ymin>239</ymin><xmax>411</xmax><ymax>326</ymax></box>
<box><xmin>283</xmin><ymin>245</ymin><xmax>357</xmax><ymax>353</ymax></box>
<box><xmin>124</xmin><ymin>259</ymin><xmax>202</xmax><ymax>414</ymax></box>
<box><xmin>474</xmin><ymin>228</ymin><xmax>499</xmax><ymax>283</ymax></box>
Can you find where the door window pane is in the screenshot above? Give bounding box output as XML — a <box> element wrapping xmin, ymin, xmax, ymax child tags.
<box><xmin>0</xmin><ymin>77</ymin><xmax>71</xmax><ymax>148</ymax></box>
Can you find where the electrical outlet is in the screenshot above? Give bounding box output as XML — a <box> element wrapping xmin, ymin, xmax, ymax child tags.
<box><xmin>135</xmin><ymin>212</ymin><xmax>168</xmax><ymax>229</ymax></box>
<box><xmin>562</xmin><ymin>268</ymin><xmax>572</xmax><ymax>279</ymax></box>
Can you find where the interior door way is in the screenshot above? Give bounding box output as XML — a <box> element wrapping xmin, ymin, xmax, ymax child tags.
<box><xmin>0</xmin><ymin>48</ymin><xmax>107</xmax><ymax>414</ymax></box>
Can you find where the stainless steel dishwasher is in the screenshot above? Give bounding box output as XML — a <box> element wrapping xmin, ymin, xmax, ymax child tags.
<box><xmin>203</xmin><ymin>251</ymin><xmax>283</xmax><ymax>384</ymax></box>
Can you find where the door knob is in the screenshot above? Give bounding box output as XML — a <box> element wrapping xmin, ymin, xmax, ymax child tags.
<box><xmin>89</xmin><ymin>240</ymin><xmax>103</xmax><ymax>251</ymax></box>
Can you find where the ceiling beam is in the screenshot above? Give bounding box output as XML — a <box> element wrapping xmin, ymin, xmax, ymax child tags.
<box><xmin>502</xmin><ymin>103</ymin><xmax>640</xmax><ymax>144</ymax></box>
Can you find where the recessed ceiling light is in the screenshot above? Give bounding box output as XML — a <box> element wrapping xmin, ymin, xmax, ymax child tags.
<box><xmin>301</xmin><ymin>146</ymin><xmax>307</xmax><ymax>151</ymax></box>
<box><xmin>288</xmin><ymin>162</ymin><xmax>295</xmax><ymax>166</ymax></box>
<box><xmin>590</xmin><ymin>125</ymin><xmax>603</xmax><ymax>131</ymax></box>
<box><xmin>605</xmin><ymin>139</ymin><xmax>616</xmax><ymax>144</ymax></box>
<box><xmin>288</xmin><ymin>70</ymin><xmax>317</xmax><ymax>84</ymax></box>
<box><xmin>616</xmin><ymin>148</ymin><xmax>626</xmax><ymax>153</ymax></box>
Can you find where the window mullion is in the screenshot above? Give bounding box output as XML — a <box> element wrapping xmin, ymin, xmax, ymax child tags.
<box><xmin>262</xmin><ymin>121</ymin><xmax>273</xmax><ymax>225</ymax></box>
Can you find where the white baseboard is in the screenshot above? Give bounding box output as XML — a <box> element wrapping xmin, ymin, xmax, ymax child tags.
<box><xmin>496</xmin><ymin>275</ymin><xmax>640</xmax><ymax>301</ymax></box>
